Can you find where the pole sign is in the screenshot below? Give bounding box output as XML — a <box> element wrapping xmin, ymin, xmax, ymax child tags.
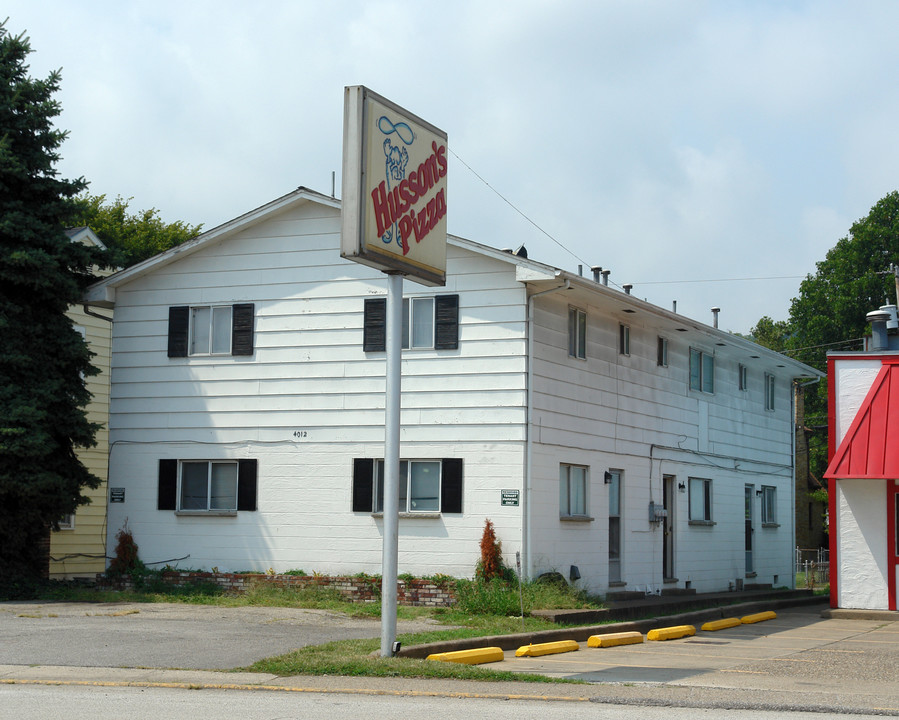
<box><xmin>341</xmin><ymin>85</ymin><xmax>447</xmax><ymax>287</ymax></box>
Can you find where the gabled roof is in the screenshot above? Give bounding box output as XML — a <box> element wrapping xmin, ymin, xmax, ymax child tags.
<box><xmin>825</xmin><ymin>359</ymin><xmax>899</xmax><ymax>480</ymax></box>
<box><xmin>81</xmin><ymin>185</ymin><xmax>820</xmax><ymax>379</ymax></box>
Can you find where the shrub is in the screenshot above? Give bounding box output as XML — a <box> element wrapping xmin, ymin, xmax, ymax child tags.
<box><xmin>106</xmin><ymin>520</ymin><xmax>146</xmax><ymax>579</ymax></box>
<box><xmin>476</xmin><ymin>518</ymin><xmax>505</xmax><ymax>581</ymax></box>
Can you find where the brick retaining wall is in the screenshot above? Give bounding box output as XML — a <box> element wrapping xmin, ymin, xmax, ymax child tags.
<box><xmin>97</xmin><ymin>571</ymin><xmax>457</xmax><ymax>607</ymax></box>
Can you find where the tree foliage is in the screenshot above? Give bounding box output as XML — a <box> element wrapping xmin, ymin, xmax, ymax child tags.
<box><xmin>751</xmin><ymin>191</ymin><xmax>899</xmax><ymax>484</ymax></box>
<box><xmin>0</xmin><ymin>23</ymin><xmax>112</xmax><ymax>579</ymax></box>
<box><xmin>67</xmin><ymin>193</ymin><xmax>202</xmax><ymax>267</ymax></box>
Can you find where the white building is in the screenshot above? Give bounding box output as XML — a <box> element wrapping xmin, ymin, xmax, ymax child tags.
<box><xmin>85</xmin><ymin>187</ymin><xmax>819</xmax><ymax>595</ymax></box>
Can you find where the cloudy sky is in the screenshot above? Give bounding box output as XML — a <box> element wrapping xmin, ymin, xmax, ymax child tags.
<box><xmin>7</xmin><ymin>1</ymin><xmax>899</xmax><ymax>334</ymax></box>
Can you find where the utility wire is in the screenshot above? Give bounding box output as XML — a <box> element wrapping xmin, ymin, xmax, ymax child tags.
<box><xmin>452</xmin><ymin>148</ymin><xmax>806</xmax><ymax>292</ymax></box>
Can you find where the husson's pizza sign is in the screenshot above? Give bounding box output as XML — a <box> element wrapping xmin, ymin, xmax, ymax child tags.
<box><xmin>340</xmin><ymin>86</ymin><xmax>447</xmax><ymax>287</ymax></box>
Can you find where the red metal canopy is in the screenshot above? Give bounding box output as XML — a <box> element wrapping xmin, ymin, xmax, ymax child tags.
<box><xmin>826</xmin><ymin>360</ymin><xmax>899</xmax><ymax>480</ymax></box>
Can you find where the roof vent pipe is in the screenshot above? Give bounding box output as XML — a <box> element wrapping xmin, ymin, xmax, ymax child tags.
<box><xmin>880</xmin><ymin>304</ymin><xmax>899</xmax><ymax>330</ymax></box>
<box><xmin>867</xmin><ymin>309</ymin><xmax>891</xmax><ymax>351</ymax></box>
<box><xmin>601</xmin><ymin>270</ymin><xmax>610</xmax><ymax>286</ymax></box>
<box><xmin>711</xmin><ymin>307</ymin><xmax>720</xmax><ymax>329</ymax></box>
<box><xmin>623</xmin><ymin>284</ymin><xmax>633</xmax><ymax>295</ymax></box>
<box><xmin>672</xmin><ymin>300</ymin><xmax>677</xmax><ymax>313</ymax></box>
<box><xmin>578</xmin><ymin>264</ymin><xmax>583</xmax><ymax>276</ymax></box>
<box><xmin>591</xmin><ymin>266</ymin><xmax>602</xmax><ymax>283</ymax></box>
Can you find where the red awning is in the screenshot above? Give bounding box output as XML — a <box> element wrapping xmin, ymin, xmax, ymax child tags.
<box><xmin>826</xmin><ymin>360</ymin><xmax>899</xmax><ymax>480</ymax></box>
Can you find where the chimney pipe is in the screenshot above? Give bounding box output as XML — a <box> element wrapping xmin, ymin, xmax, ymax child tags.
<box><xmin>591</xmin><ymin>266</ymin><xmax>602</xmax><ymax>283</ymax></box>
<box><xmin>868</xmin><ymin>309</ymin><xmax>891</xmax><ymax>351</ymax></box>
<box><xmin>623</xmin><ymin>284</ymin><xmax>633</xmax><ymax>295</ymax></box>
<box><xmin>711</xmin><ymin>307</ymin><xmax>720</xmax><ymax>329</ymax></box>
<box><xmin>578</xmin><ymin>264</ymin><xmax>583</xmax><ymax>276</ymax></box>
<box><xmin>672</xmin><ymin>300</ymin><xmax>677</xmax><ymax>313</ymax></box>
<box><xmin>602</xmin><ymin>270</ymin><xmax>610</xmax><ymax>286</ymax></box>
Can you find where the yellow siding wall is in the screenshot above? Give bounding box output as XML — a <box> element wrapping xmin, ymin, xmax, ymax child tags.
<box><xmin>49</xmin><ymin>235</ymin><xmax>114</xmax><ymax>578</ymax></box>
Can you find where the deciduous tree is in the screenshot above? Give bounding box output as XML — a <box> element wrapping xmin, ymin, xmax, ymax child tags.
<box><xmin>67</xmin><ymin>193</ymin><xmax>202</xmax><ymax>267</ymax></box>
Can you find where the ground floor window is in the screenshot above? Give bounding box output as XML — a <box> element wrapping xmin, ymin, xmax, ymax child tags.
<box><xmin>352</xmin><ymin>458</ymin><xmax>463</xmax><ymax>514</ymax></box>
<box><xmin>157</xmin><ymin>459</ymin><xmax>258</xmax><ymax>513</ymax></box>
<box><xmin>689</xmin><ymin>477</ymin><xmax>713</xmax><ymax>523</ymax></box>
<box><xmin>560</xmin><ymin>464</ymin><xmax>588</xmax><ymax>517</ymax></box>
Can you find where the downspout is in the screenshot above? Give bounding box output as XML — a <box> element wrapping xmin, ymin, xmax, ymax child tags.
<box><xmin>524</xmin><ymin>280</ymin><xmax>570</xmax><ymax>580</ymax></box>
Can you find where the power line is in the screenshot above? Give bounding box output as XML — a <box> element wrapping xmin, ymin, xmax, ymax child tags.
<box><xmin>451</xmin><ymin>149</ymin><xmax>805</xmax><ymax>291</ymax></box>
<box><xmin>449</xmin><ymin>148</ymin><xmax>592</xmax><ymax>270</ymax></box>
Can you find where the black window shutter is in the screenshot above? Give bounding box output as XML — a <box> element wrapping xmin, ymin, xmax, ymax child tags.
<box><xmin>158</xmin><ymin>459</ymin><xmax>178</xmax><ymax>510</ymax></box>
<box><xmin>352</xmin><ymin>458</ymin><xmax>374</xmax><ymax>512</ymax></box>
<box><xmin>363</xmin><ymin>298</ymin><xmax>387</xmax><ymax>352</ymax></box>
<box><xmin>231</xmin><ymin>303</ymin><xmax>255</xmax><ymax>356</ymax></box>
<box><xmin>441</xmin><ymin>458</ymin><xmax>463</xmax><ymax>513</ymax></box>
<box><xmin>167</xmin><ymin>307</ymin><xmax>189</xmax><ymax>357</ymax></box>
<box><xmin>237</xmin><ymin>459</ymin><xmax>258</xmax><ymax>511</ymax></box>
<box><xmin>434</xmin><ymin>295</ymin><xmax>459</xmax><ymax>350</ymax></box>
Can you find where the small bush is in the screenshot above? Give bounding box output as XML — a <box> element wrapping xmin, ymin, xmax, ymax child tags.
<box><xmin>107</xmin><ymin>520</ymin><xmax>146</xmax><ymax>580</ymax></box>
<box><xmin>476</xmin><ymin>519</ymin><xmax>504</xmax><ymax>581</ymax></box>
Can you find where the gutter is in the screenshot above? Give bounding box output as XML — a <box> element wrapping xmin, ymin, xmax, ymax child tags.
<box><xmin>82</xmin><ymin>305</ymin><xmax>114</xmax><ymax>323</ymax></box>
<box><xmin>524</xmin><ymin>280</ymin><xmax>570</xmax><ymax>580</ymax></box>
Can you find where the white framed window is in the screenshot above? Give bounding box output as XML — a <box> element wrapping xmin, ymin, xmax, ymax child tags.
<box><xmin>179</xmin><ymin>460</ymin><xmax>238</xmax><ymax>512</ymax></box>
<box><xmin>689</xmin><ymin>477</ymin><xmax>713</xmax><ymax>522</ymax></box>
<box><xmin>739</xmin><ymin>364</ymin><xmax>748</xmax><ymax>391</ymax></box>
<box><xmin>657</xmin><ymin>336</ymin><xmax>668</xmax><ymax>367</ymax></box>
<box><xmin>560</xmin><ymin>464</ymin><xmax>588</xmax><ymax>517</ymax></box>
<box><xmin>689</xmin><ymin>348</ymin><xmax>715</xmax><ymax>393</ymax></box>
<box><xmin>568</xmin><ymin>307</ymin><xmax>586</xmax><ymax>359</ymax></box>
<box><xmin>761</xmin><ymin>485</ymin><xmax>776</xmax><ymax>524</ymax></box>
<box><xmin>375</xmin><ymin>460</ymin><xmax>442</xmax><ymax>513</ymax></box>
<box><xmin>402</xmin><ymin>297</ymin><xmax>435</xmax><ymax>349</ymax></box>
<box><xmin>619</xmin><ymin>324</ymin><xmax>630</xmax><ymax>356</ymax></box>
<box><xmin>190</xmin><ymin>305</ymin><xmax>232</xmax><ymax>355</ymax></box>
<box><xmin>58</xmin><ymin>514</ymin><xmax>75</xmax><ymax>530</ymax></box>
<box><xmin>765</xmin><ymin>373</ymin><xmax>775</xmax><ymax>410</ymax></box>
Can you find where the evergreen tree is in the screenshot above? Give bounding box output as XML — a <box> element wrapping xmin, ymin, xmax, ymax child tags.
<box><xmin>0</xmin><ymin>23</ymin><xmax>111</xmax><ymax>582</ymax></box>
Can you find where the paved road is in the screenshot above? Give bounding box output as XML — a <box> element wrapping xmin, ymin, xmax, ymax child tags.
<box><xmin>5</xmin><ymin>683</ymin><xmax>890</xmax><ymax>720</ymax></box>
<box><xmin>0</xmin><ymin>600</ymin><xmax>444</xmax><ymax>669</ymax></box>
<box><xmin>3</xmin><ymin>599</ymin><xmax>899</xmax><ymax>715</ymax></box>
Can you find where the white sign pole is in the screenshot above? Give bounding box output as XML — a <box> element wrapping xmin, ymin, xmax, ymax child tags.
<box><xmin>380</xmin><ymin>271</ymin><xmax>403</xmax><ymax>657</ymax></box>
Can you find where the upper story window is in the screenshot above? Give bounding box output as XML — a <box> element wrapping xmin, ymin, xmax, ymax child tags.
<box><xmin>363</xmin><ymin>295</ymin><xmax>459</xmax><ymax>352</ymax></box>
<box><xmin>568</xmin><ymin>307</ymin><xmax>586</xmax><ymax>359</ymax></box>
<box><xmin>765</xmin><ymin>373</ymin><xmax>776</xmax><ymax>410</ymax></box>
<box><xmin>351</xmin><ymin>458</ymin><xmax>463</xmax><ymax>514</ymax></box>
<box><xmin>619</xmin><ymin>324</ymin><xmax>630</xmax><ymax>356</ymax></box>
<box><xmin>168</xmin><ymin>304</ymin><xmax>255</xmax><ymax>358</ymax></box>
<box><xmin>657</xmin><ymin>336</ymin><xmax>668</xmax><ymax>367</ymax></box>
<box><xmin>739</xmin><ymin>364</ymin><xmax>748</xmax><ymax>391</ymax></box>
<box><xmin>689</xmin><ymin>348</ymin><xmax>714</xmax><ymax>394</ymax></box>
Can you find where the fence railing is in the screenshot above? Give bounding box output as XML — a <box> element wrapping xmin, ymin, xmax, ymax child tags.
<box><xmin>795</xmin><ymin>547</ymin><xmax>829</xmax><ymax>588</ymax></box>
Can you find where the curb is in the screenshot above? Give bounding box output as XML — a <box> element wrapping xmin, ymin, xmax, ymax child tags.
<box><xmin>397</xmin><ymin>594</ymin><xmax>827</xmax><ymax>658</ymax></box>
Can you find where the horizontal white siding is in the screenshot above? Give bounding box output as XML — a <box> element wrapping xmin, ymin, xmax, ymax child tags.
<box><xmin>105</xmin><ymin>200</ymin><xmax>530</xmax><ymax>576</ymax></box>
<box><xmin>527</xmin><ymin>287</ymin><xmax>796</xmax><ymax>594</ymax></box>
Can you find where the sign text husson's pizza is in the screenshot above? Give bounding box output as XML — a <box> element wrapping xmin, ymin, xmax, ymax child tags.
<box><xmin>340</xmin><ymin>86</ymin><xmax>447</xmax><ymax>287</ymax></box>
